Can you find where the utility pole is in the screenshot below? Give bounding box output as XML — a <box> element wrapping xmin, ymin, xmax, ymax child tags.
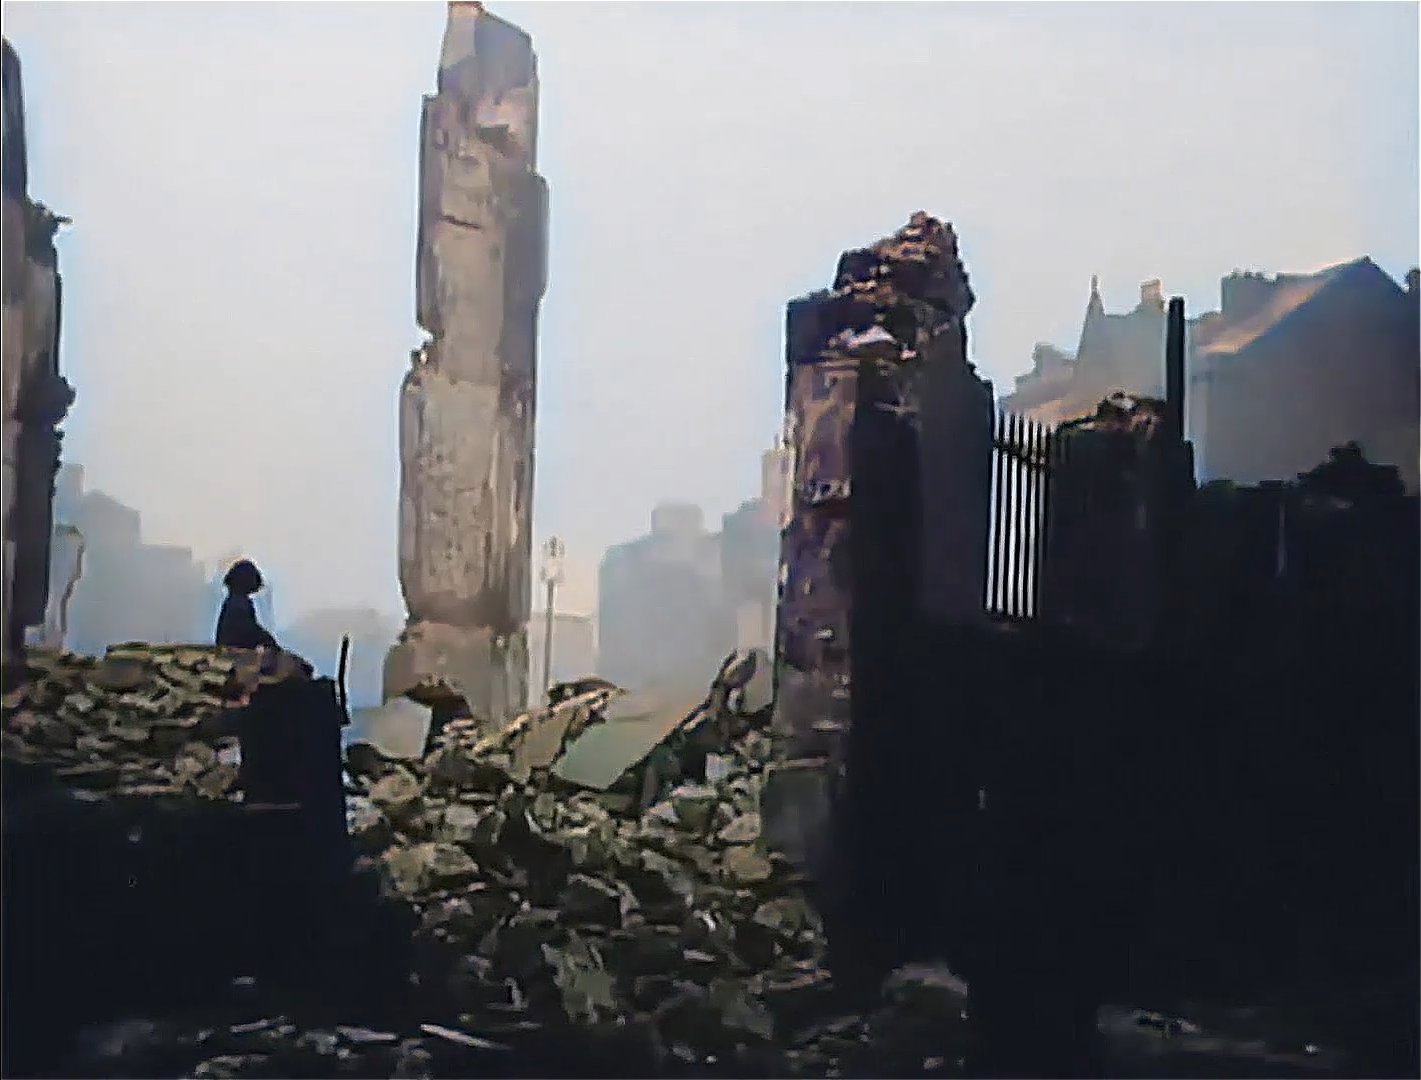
<box><xmin>540</xmin><ymin>536</ymin><xmax>564</xmax><ymax>698</ymax></box>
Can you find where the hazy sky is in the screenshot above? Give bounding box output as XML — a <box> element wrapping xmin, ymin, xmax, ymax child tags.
<box><xmin>4</xmin><ymin>1</ymin><xmax>1417</xmax><ymax>621</ymax></box>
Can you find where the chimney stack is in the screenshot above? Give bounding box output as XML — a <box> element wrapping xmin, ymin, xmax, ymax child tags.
<box><xmin>1406</xmin><ymin>267</ymin><xmax>1419</xmax><ymax>298</ymax></box>
<box><xmin>1220</xmin><ymin>270</ymin><xmax>1274</xmax><ymax>323</ymax></box>
<box><xmin>1139</xmin><ymin>279</ymin><xmax>1164</xmax><ymax>312</ymax></box>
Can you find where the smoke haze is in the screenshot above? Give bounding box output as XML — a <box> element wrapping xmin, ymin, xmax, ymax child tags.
<box><xmin>3</xmin><ymin>0</ymin><xmax>1416</xmax><ymax>626</ymax></box>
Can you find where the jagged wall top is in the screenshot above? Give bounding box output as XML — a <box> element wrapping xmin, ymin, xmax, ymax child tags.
<box><xmin>436</xmin><ymin>1</ymin><xmax>539</xmax><ymax>168</ymax></box>
<box><xmin>787</xmin><ymin>213</ymin><xmax>978</xmax><ymax>374</ymax></box>
<box><xmin>831</xmin><ymin>212</ymin><xmax>975</xmax><ymax>323</ymax></box>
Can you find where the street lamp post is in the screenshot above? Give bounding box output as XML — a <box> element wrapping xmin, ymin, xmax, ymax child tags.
<box><xmin>540</xmin><ymin>536</ymin><xmax>565</xmax><ymax>698</ymax></box>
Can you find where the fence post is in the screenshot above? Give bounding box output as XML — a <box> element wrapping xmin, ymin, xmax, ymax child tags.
<box><xmin>989</xmin><ymin>412</ymin><xmax>1008</xmax><ymax>613</ymax></box>
<box><xmin>1165</xmin><ymin>297</ymin><xmax>1186</xmax><ymax>444</ymax></box>
<box><xmin>1157</xmin><ymin>297</ymin><xmax>1197</xmax><ymax>640</ymax></box>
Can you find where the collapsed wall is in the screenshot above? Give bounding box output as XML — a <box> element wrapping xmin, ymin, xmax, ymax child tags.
<box><xmin>1</xmin><ymin>38</ymin><xmax>75</xmax><ymax>663</ymax></box>
<box><xmin>385</xmin><ymin>2</ymin><xmax>549</xmax><ymax>727</ymax></box>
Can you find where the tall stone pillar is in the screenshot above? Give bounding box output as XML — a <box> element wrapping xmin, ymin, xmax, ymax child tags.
<box><xmin>384</xmin><ymin>2</ymin><xmax>548</xmax><ymax>728</ymax></box>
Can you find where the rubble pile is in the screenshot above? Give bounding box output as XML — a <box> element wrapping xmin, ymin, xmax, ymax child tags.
<box><xmin>1060</xmin><ymin>392</ymin><xmax>1167</xmax><ymax>438</ymax></box>
<box><xmin>1</xmin><ymin>643</ymin><xmax>311</xmax><ymax>798</ymax></box>
<box><xmin>346</xmin><ymin>651</ymin><xmax>969</xmax><ymax>1075</ymax></box>
<box><xmin>2</xmin><ymin>644</ymin><xmax>968</xmax><ymax>1075</ymax></box>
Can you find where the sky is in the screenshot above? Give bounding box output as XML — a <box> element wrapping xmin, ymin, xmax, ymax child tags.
<box><xmin>4</xmin><ymin>0</ymin><xmax>1417</xmax><ymax>622</ymax></box>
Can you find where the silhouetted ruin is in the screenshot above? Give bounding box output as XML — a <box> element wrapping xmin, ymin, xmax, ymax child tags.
<box><xmin>763</xmin><ymin>211</ymin><xmax>984</xmax><ymax>876</ymax></box>
<box><xmin>2</xmin><ymin>38</ymin><xmax>75</xmax><ymax>664</ymax></box>
<box><xmin>763</xmin><ymin>214</ymin><xmax>1420</xmax><ymax>1076</ymax></box>
<box><xmin>3</xmin><ymin>6</ymin><xmax>1417</xmax><ymax>1073</ymax></box>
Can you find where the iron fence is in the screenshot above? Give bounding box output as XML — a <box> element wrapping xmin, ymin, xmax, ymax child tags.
<box><xmin>985</xmin><ymin>410</ymin><xmax>1057</xmax><ymax>620</ymax></box>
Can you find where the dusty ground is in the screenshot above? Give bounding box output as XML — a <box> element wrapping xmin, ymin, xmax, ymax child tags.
<box><xmin>42</xmin><ymin>983</ymin><xmax>1390</xmax><ymax>1079</ymax></box>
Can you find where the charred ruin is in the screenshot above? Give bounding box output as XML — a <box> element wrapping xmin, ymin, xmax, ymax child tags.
<box><xmin>761</xmin><ymin>213</ymin><xmax>1419</xmax><ymax>1075</ymax></box>
<box><xmin>2</xmin><ymin>7</ymin><xmax>1417</xmax><ymax>1070</ymax></box>
<box><xmin>2</xmin><ymin>37</ymin><xmax>75</xmax><ymax>665</ymax></box>
<box><xmin>384</xmin><ymin>1</ymin><xmax>549</xmax><ymax>728</ymax></box>
<box><xmin>762</xmin><ymin>212</ymin><xmax>984</xmax><ymax>879</ymax></box>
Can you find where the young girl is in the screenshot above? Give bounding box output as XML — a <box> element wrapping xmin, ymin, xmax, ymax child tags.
<box><xmin>214</xmin><ymin>559</ymin><xmax>280</xmax><ymax>651</ymax></box>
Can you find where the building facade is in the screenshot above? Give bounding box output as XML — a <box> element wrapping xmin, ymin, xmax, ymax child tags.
<box><xmin>51</xmin><ymin>464</ymin><xmax>214</xmax><ymax>653</ymax></box>
<box><xmin>1003</xmin><ymin>262</ymin><xmax>1421</xmax><ymax>490</ymax></box>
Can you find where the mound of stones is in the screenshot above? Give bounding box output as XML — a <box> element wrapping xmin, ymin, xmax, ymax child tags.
<box><xmin>1</xmin><ymin>643</ymin><xmax>311</xmax><ymax>799</ymax></box>
<box><xmin>344</xmin><ymin>651</ymin><xmax>968</xmax><ymax>1076</ymax></box>
<box><xmin>1</xmin><ymin>644</ymin><xmax>968</xmax><ymax>1076</ymax></box>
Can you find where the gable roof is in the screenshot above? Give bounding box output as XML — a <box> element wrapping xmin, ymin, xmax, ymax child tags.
<box><xmin>1006</xmin><ymin>256</ymin><xmax>1408</xmax><ymax>415</ymax></box>
<box><xmin>1197</xmin><ymin>258</ymin><xmax>1397</xmax><ymax>358</ymax></box>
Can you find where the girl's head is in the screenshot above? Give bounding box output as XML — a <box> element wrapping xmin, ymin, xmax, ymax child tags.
<box><xmin>223</xmin><ymin>559</ymin><xmax>264</xmax><ymax>596</ymax></box>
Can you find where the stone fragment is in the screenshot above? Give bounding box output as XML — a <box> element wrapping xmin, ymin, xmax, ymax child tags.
<box><xmin>367</xmin><ymin>769</ymin><xmax>425</xmax><ymax>826</ymax></box>
<box><xmin>722</xmin><ymin>845</ymin><xmax>774</xmax><ymax>884</ymax></box>
<box><xmin>717</xmin><ymin>811</ymin><xmax>761</xmax><ymax>844</ymax></box>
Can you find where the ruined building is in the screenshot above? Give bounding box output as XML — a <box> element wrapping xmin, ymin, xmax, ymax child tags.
<box><xmin>384</xmin><ymin>2</ymin><xmax>548</xmax><ymax>725</ymax></box>
<box><xmin>596</xmin><ymin>440</ymin><xmax>790</xmax><ymax>694</ymax></box>
<box><xmin>1003</xmin><ymin>262</ymin><xmax>1421</xmax><ymax>491</ymax></box>
<box><xmin>47</xmin><ymin>464</ymin><xmax>212</xmax><ymax>653</ymax></box>
<box><xmin>764</xmin><ymin>213</ymin><xmax>989</xmax><ymax>873</ymax></box>
<box><xmin>2</xmin><ymin>38</ymin><xmax>74</xmax><ymax>662</ymax></box>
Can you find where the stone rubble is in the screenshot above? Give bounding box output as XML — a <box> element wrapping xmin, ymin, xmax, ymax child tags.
<box><xmin>346</xmin><ymin>649</ymin><xmax>968</xmax><ymax>1076</ymax></box>
<box><xmin>1</xmin><ymin>643</ymin><xmax>311</xmax><ymax>799</ymax></box>
<box><xmin>2</xmin><ymin>643</ymin><xmax>969</xmax><ymax>1077</ymax></box>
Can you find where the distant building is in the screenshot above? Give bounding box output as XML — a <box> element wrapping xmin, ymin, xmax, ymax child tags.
<box><xmin>1003</xmin><ymin>261</ymin><xmax>1420</xmax><ymax>490</ymax></box>
<box><xmin>527</xmin><ymin>611</ymin><xmax>597</xmax><ymax>695</ymax></box>
<box><xmin>596</xmin><ymin>442</ymin><xmax>790</xmax><ymax>693</ymax></box>
<box><xmin>598</xmin><ymin>502</ymin><xmax>732</xmax><ymax>694</ymax></box>
<box><xmin>52</xmin><ymin>463</ymin><xmax>213</xmax><ymax>652</ymax></box>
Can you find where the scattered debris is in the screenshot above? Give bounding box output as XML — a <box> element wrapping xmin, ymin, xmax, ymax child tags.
<box><xmin>418</xmin><ymin>1022</ymin><xmax>509</xmax><ymax>1052</ymax></box>
<box><xmin>5</xmin><ymin>643</ymin><xmax>969</xmax><ymax>1077</ymax></box>
<box><xmin>340</xmin><ymin>646</ymin><xmax>970</xmax><ymax>1073</ymax></box>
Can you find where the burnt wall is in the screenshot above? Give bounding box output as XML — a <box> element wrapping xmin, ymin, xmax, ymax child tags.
<box><xmin>763</xmin><ymin>214</ymin><xmax>986</xmax><ymax>885</ymax></box>
<box><xmin>1</xmin><ymin>38</ymin><xmax>73</xmax><ymax>663</ymax></box>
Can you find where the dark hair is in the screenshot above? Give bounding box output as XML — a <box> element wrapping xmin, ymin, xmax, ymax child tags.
<box><xmin>223</xmin><ymin>559</ymin><xmax>264</xmax><ymax>596</ymax></box>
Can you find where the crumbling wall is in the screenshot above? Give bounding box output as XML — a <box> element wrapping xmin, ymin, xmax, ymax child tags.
<box><xmin>384</xmin><ymin>2</ymin><xmax>549</xmax><ymax>726</ymax></box>
<box><xmin>1042</xmin><ymin>392</ymin><xmax>1194</xmax><ymax>646</ymax></box>
<box><xmin>1</xmin><ymin>38</ymin><xmax>74</xmax><ymax>663</ymax></box>
<box><xmin>762</xmin><ymin>213</ymin><xmax>983</xmax><ymax>879</ymax></box>
<box><xmin>0</xmin><ymin>39</ymin><xmax>23</xmax><ymax>661</ymax></box>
